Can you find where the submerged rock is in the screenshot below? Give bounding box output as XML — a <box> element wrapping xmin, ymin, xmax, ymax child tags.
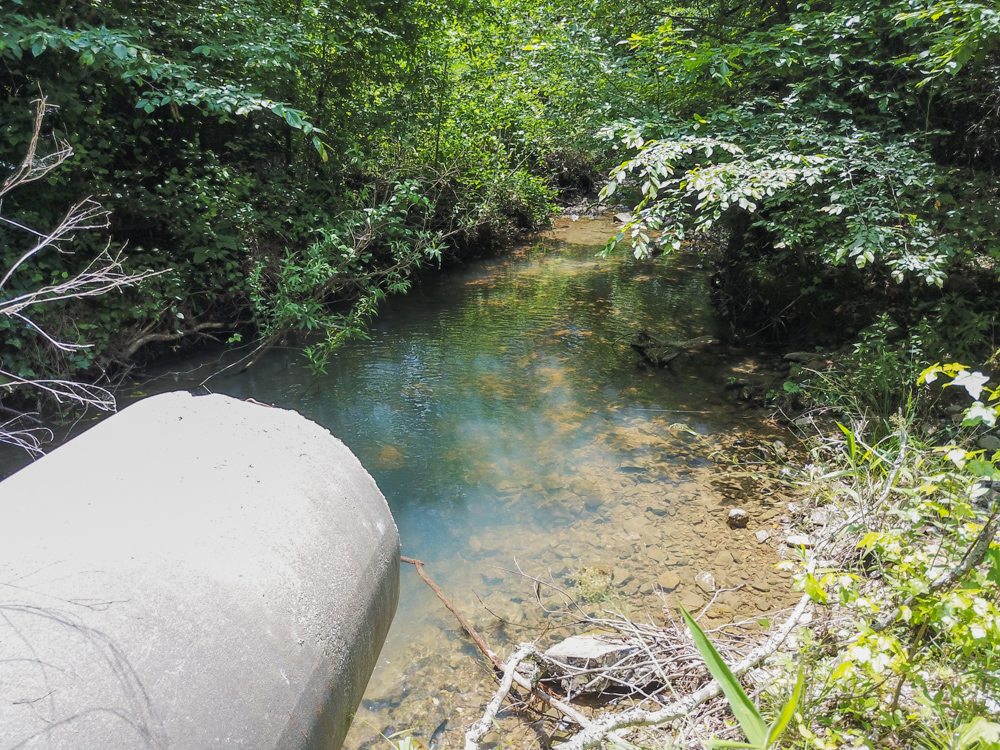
<box><xmin>655</xmin><ymin>571</ymin><xmax>680</xmax><ymax>592</ymax></box>
<box><xmin>695</xmin><ymin>571</ymin><xmax>716</xmax><ymax>593</ymax></box>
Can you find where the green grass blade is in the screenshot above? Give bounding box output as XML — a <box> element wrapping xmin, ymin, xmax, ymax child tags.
<box><xmin>703</xmin><ymin>741</ymin><xmax>759</xmax><ymax>749</ymax></box>
<box><xmin>680</xmin><ymin>606</ymin><xmax>767</xmax><ymax>748</ymax></box>
<box><xmin>765</xmin><ymin>666</ymin><xmax>804</xmax><ymax>747</ymax></box>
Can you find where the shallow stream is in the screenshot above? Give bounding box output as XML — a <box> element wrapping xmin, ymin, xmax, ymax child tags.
<box><xmin>1</xmin><ymin>216</ymin><xmax>800</xmax><ymax>748</ymax></box>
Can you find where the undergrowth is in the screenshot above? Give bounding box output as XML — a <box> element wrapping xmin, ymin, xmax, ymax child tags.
<box><xmin>760</xmin><ymin>363</ymin><xmax>1000</xmax><ymax>749</ymax></box>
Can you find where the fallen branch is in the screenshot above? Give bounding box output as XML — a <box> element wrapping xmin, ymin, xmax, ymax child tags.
<box><xmin>556</xmin><ymin>593</ymin><xmax>811</xmax><ymax>750</ymax></box>
<box><xmin>120</xmin><ymin>321</ymin><xmax>228</xmax><ymax>360</ymax></box>
<box><xmin>402</xmin><ymin>555</ymin><xmax>501</xmax><ymax>669</ymax></box>
<box><xmin>465</xmin><ymin>643</ymin><xmax>534</xmax><ymax>750</ymax></box>
<box><xmin>401</xmin><ymin>556</ymin><xmax>592</xmax><ymax>728</ymax></box>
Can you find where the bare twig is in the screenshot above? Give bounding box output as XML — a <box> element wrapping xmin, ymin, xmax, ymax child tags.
<box><xmin>401</xmin><ymin>556</ymin><xmax>592</xmax><ymax>728</ymax></box>
<box><xmin>0</xmin><ymin>94</ymin><xmax>167</xmax><ymax>453</ymax></box>
<box><xmin>119</xmin><ymin>321</ymin><xmax>227</xmax><ymax>360</ymax></box>
<box><xmin>402</xmin><ymin>555</ymin><xmax>501</xmax><ymax>669</ymax></box>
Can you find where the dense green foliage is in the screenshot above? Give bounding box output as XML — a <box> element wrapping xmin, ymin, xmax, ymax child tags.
<box><xmin>515</xmin><ymin>0</ymin><xmax>1000</xmax><ymax>357</ymax></box>
<box><xmin>0</xmin><ymin>0</ymin><xmax>558</xmax><ymax>384</ymax></box>
<box><xmin>8</xmin><ymin>0</ymin><xmax>997</xmax><ymax>382</ymax></box>
<box><xmin>4</xmin><ymin>0</ymin><xmax>1000</xmax><ymax>744</ymax></box>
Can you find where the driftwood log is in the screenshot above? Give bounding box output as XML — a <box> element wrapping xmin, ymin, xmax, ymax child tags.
<box><xmin>630</xmin><ymin>332</ymin><xmax>718</xmax><ymax>367</ymax></box>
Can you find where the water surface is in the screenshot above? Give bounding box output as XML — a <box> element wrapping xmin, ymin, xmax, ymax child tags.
<box><xmin>2</xmin><ymin>216</ymin><xmax>798</xmax><ymax>748</ymax></box>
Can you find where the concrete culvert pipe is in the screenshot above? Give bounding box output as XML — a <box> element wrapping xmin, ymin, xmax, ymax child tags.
<box><xmin>0</xmin><ymin>391</ymin><xmax>399</xmax><ymax>749</ymax></box>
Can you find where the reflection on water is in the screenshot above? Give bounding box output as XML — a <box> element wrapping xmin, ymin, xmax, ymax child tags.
<box><xmin>1</xmin><ymin>217</ymin><xmax>798</xmax><ymax>748</ymax></box>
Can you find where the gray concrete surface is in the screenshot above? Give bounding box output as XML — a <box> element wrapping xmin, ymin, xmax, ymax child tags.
<box><xmin>0</xmin><ymin>391</ymin><xmax>399</xmax><ymax>749</ymax></box>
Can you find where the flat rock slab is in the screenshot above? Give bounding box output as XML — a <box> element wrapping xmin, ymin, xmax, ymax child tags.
<box><xmin>544</xmin><ymin>635</ymin><xmax>636</xmax><ymax>695</ymax></box>
<box><xmin>0</xmin><ymin>391</ymin><xmax>399</xmax><ymax>749</ymax></box>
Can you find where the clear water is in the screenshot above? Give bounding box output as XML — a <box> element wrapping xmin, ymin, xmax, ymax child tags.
<box><xmin>0</xmin><ymin>216</ymin><xmax>798</xmax><ymax>748</ymax></box>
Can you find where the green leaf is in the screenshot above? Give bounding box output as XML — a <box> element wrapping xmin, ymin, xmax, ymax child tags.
<box><xmin>765</xmin><ymin>666</ymin><xmax>804</xmax><ymax>746</ymax></box>
<box><xmin>953</xmin><ymin>718</ymin><xmax>1000</xmax><ymax>749</ymax></box>
<box><xmin>312</xmin><ymin>135</ymin><xmax>328</xmax><ymax>162</ymax></box>
<box><xmin>801</xmin><ymin>573</ymin><xmax>828</xmax><ymax>604</ymax></box>
<box><xmin>680</xmin><ymin>606</ymin><xmax>767</xmax><ymax>748</ymax></box>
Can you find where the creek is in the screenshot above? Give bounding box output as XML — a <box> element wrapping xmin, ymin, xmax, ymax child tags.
<box><xmin>0</xmin><ymin>216</ymin><xmax>799</xmax><ymax>749</ymax></box>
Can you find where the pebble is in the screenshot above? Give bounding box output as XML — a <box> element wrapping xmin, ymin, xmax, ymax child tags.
<box><xmin>979</xmin><ymin>435</ymin><xmax>1000</xmax><ymax>452</ymax></box>
<box><xmin>727</xmin><ymin>508</ymin><xmax>749</xmax><ymax>528</ymax></box>
<box><xmin>623</xmin><ymin>516</ymin><xmax>646</xmax><ymax>535</ymax></box>
<box><xmin>695</xmin><ymin>571</ymin><xmax>716</xmax><ymax>593</ymax></box>
<box><xmin>680</xmin><ymin>591</ymin><xmax>706</xmax><ymax>610</ymax></box>
<box><xmin>656</xmin><ymin>571</ymin><xmax>681</xmax><ymax>591</ymax></box>
<box><xmin>755</xmin><ymin>530</ymin><xmax>771</xmax><ymax>544</ymax></box>
<box><xmin>646</xmin><ymin>546</ymin><xmax>668</xmax><ymax>563</ymax></box>
<box><xmin>714</xmin><ymin>550</ymin><xmax>735</xmax><ymax>567</ymax></box>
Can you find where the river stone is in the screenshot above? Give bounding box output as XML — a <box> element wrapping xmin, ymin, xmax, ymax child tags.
<box><xmin>680</xmin><ymin>591</ymin><xmax>706</xmax><ymax>610</ymax></box>
<box><xmin>714</xmin><ymin>550</ymin><xmax>735</xmax><ymax>568</ymax></box>
<box><xmin>0</xmin><ymin>391</ymin><xmax>399</xmax><ymax>750</ymax></box>
<box><xmin>727</xmin><ymin>508</ymin><xmax>749</xmax><ymax>528</ymax></box>
<box><xmin>640</xmin><ymin>531</ymin><xmax>662</xmax><ymax>548</ymax></box>
<box><xmin>695</xmin><ymin>571</ymin><xmax>716</xmax><ymax>593</ymax></box>
<box><xmin>623</xmin><ymin>516</ymin><xmax>646</xmax><ymax>535</ymax></box>
<box><xmin>978</xmin><ymin>434</ymin><xmax>1000</xmax><ymax>452</ymax></box>
<box><xmin>543</xmin><ymin>635</ymin><xmax>636</xmax><ymax>695</ymax></box>
<box><xmin>646</xmin><ymin>546</ymin><xmax>668</xmax><ymax>563</ymax></box>
<box><xmin>755</xmin><ymin>530</ymin><xmax>771</xmax><ymax>544</ymax></box>
<box><xmin>783</xmin><ymin>351</ymin><xmax>823</xmax><ymax>363</ymax></box>
<box><xmin>786</xmin><ymin>534</ymin><xmax>813</xmax><ymax>548</ymax></box>
<box><xmin>656</xmin><ymin>571</ymin><xmax>681</xmax><ymax>592</ymax></box>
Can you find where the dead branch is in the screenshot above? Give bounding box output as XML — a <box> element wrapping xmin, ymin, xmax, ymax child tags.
<box><xmin>401</xmin><ymin>556</ymin><xmax>592</xmax><ymax>728</ymax></box>
<box><xmin>0</xmin><ymin>417</ymin><xmax>51</xmax><ymax>456</ymax></box>
<box><xmin>556</xmin><ymin>593</ymin><xmax>811</xmax><ymax>750</ymax></box>
<box><xmin>465</xmin><ymin>643</ymin><xmax>535</xmax><ymax>750</ymax></box>
<box><xmin>0</xmin><ymin>92</ymin><xmax>71</xmax><ymax>199</ymax></box>
<box><xmin>630</xmin><ymin>333</ymin><xmax>718</xmax><ymax>367</ymax></box>
<box><xmin>119</xmin><ymin>321</ymin><xmax>228</xmax><ymax>360</ymax></box>
<box><xmin>402</xmin><ymin>555</ymin><xmax>502</xmax><ymax>669</ymax></box>
<box><xmin>0</xmin><ymin>95</ymin><xmax>169</xmax><ymax>453</ymax></box>
<box><xmin>0</xmin><ymin>370</ymin><xmax>115</xmax><ymax>411</ymax></box>
<box><xmin>0</xmin><ymin>198</ymin><xmax>110</xmax><ymax>292</ymax></box>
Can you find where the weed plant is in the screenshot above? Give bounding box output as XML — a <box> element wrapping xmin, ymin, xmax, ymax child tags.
<box><xmin>766</xmin><ymin>366</ymin><xmax>1000</xmax><ymax>749</ymax></box>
